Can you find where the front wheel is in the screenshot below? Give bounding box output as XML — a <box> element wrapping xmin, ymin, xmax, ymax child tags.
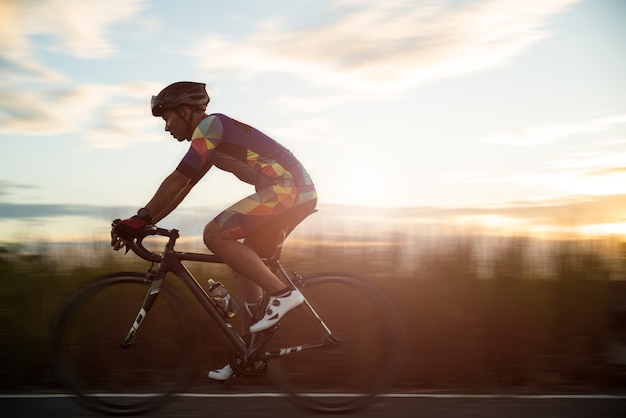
<box><xmin>266</xmin><ymin>273</ymin><xmax>406</xmax><ymax>413</ymax></box>
<box><xmin>51</xmin><ymin>273</ymin><xmax>199</xmax><ymax>415</ymax></box>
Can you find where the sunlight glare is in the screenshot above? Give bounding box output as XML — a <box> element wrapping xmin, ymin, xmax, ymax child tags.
<box><xmin>335</xmin><ymin>169</ymin><xmax>386</xmax><ymax>207</ymax></box>
<box><xmin>577</xmin><ymin>222</ymin><xmax>626</xmax><ymax>237</ymax></box>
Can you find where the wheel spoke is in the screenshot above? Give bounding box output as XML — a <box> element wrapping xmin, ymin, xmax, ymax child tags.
<box><xmin>266</xmin><ymin>274</ymin><xmax>405</xmax><ymax>412</ymax></box>
<box><xmin>51</xmin><ymin>274</ymin><xmax>198</xmax><ymax>415</ymax></box>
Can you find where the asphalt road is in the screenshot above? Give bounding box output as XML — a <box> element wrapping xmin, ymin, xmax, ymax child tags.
<box><xmin>1</xmin><ymin>394</ymin><xmax>625</xmax><ymax>418</ymax></box>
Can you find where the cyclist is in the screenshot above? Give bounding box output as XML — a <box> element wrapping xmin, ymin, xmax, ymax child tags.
<box><xmin>111</xmin><ymin>81</ymin><xmax>317</xmax><ymax>381</ymax></box>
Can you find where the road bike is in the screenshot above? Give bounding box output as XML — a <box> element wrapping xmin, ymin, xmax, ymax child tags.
<box><xmin>51</xmin><ymin>208</ymin><xmax>405</xmax><ymax>415</ymax></box>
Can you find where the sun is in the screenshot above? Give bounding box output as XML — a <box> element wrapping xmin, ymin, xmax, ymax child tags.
<box><xmin>329</xmin><ymin>169</ymin><xmax>388</xmax><ymax>208</ymax></box>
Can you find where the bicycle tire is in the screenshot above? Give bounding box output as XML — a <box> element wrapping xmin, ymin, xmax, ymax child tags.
<box><xmin>51</xmin><ymin>273</ymin><xmax>199</xmax><ymax>415</ymax></box>
<box><xmin>266</xmin><ymin>273</ymin><xmax>406</xmax><ymax>413</ymax></box>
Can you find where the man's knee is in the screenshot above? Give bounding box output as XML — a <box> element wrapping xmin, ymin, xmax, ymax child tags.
<box><xmin>203</xmin><ymin>221</ymin><xmax>227</xmax><ymax>249</ymax></box>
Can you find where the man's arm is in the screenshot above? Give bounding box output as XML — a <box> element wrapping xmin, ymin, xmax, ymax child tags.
<box><xmin>144</xmin><ymin>170</ymin><xmax>194</xmax><ymax>224</ymax></box>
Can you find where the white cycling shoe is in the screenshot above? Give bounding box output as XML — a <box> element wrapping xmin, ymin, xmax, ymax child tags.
<box><xmin>208</xmin><ymin>363</ymin><xmax>234</xmax><ymax>381</ymax></box>
<box><xmin>249</xmin><ymin>290</ymin><xmax>304</xmax><ymax>333</ymax></box>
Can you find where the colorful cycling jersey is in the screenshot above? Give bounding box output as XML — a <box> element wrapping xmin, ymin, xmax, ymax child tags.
<box><xmin>176</xmin><ymin>113</ymin><xmax>314</xmax><ymax>191</ymax></box>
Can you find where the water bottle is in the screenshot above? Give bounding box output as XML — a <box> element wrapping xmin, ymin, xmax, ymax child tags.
<box><xmin>207</xmin><ymin>279</ymin><xmax>239</xmax><ymax>318</ymax></box>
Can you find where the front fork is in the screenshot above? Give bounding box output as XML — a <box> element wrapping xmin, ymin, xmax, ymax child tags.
<box><xmin>122</xmin><ymin>264</ymin><xmax>163</xmax><ymax>348</ymax></box>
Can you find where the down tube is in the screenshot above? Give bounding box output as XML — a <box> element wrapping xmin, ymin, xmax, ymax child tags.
<box><xmin>167</xmin><ymin>261</ymin><xmax>247</xmax><ymax>355</ymax></box>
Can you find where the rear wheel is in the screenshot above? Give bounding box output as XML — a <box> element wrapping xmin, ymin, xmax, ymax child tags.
<box><xmin>266</xmin><ymin>273</ymin><xmax>406</xmax><ymax>413</ymax></box>
<box><xmin>51</xmin><ymin>273</ymin><xmax>199</xmax><ymax>415</ymax></box>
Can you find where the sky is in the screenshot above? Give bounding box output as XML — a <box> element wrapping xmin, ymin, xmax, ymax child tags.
<box><xmin>1</xmin><ymin>0</ymin><xmax>625</xmax><ymax>243</ymax></box>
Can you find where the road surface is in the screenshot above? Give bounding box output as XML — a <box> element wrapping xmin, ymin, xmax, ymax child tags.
<box><xmin>1</xmin><ymin>393</ymin><xmax>625</xmax><ymax>418</ymax></box>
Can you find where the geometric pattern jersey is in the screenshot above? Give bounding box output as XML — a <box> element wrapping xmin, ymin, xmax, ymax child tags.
<box><xmin>177</xmin><ymin>113</ymin><xmax>314</xmax><ymax>189</ymax></box>
<box><xmin>174</xmin><ymin>113</ymin><xmax>317</xmax><ymax>239</ymax></box>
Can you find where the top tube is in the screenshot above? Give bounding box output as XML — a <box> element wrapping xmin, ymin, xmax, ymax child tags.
<box><xmin>125</xmin><ymin>225</ymin><xmax>278</xmax><ymax>267</ymax></box>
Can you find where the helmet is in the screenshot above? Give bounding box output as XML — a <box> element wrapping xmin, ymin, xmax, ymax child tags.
<box><xmin>151</xmin><ymin>81</ymin><xmax>210</xmax><ymax>116</ymax></box>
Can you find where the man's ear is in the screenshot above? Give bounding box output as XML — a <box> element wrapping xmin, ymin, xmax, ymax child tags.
<box><xmin>179</xmin><ymin>105</ymin><xmax>192</xmax><ymax>119</ymax></box>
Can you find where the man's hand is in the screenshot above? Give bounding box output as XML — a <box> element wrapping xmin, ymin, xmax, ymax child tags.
<box><xmin>110</xmin><ymin>216</ymin><xmax>147</xmax><ymax>251</ymax></box>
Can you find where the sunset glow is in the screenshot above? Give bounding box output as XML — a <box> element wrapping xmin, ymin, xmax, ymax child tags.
<box><xmin>1</xmin><ymin>0</ymin><xmax>625</xmax><ymax>243</ymax></box>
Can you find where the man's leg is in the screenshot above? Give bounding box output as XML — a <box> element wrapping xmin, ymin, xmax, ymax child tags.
<box><xmin>204</xmin><ymin>220</ymin><xmax>303</xmax><ymax>333</ymax></box>
<box><xmin>203</xmin><ymin>221</ymin><xmax>285</xmax><ymax>293</ymax></box>
<box><xmin>233</xmin><ymin>271</ymin><xmax>262</xmax><ymax>332</ymax></box>
<box><xmin>207</xmin><ymin>273</ymin><xmax>262</xmax><ymax>381</ymax></box>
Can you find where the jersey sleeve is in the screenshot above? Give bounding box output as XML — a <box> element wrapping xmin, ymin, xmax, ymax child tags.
<box><xmin>175</xmin><ymin>115</ymin><xmax>224</xmax><ymax>183</ymax></box>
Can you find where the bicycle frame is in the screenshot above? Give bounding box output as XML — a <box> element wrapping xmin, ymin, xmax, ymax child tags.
<box><xmin>122</xmin><ymin>231</ymin><xmax>336</xmax><ymax>365</ymax></box>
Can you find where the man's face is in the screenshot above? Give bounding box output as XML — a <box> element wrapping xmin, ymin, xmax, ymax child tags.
<box><xmin>162</xmin><ymin>109</ymin><xmax>189</xmax><ymax>142</ymax></box>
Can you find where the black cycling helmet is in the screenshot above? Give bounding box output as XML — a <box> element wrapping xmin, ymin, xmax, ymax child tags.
<box><xmin>151</xmin><ymin>81</ymin><xmax>210</xmax><ymax>117</ymax></box>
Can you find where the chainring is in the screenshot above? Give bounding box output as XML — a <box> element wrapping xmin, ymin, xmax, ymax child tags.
<box><xmin>228</xmin><ymin>348</ymin><xmax>268</xmax><ymax>377</ymax></box>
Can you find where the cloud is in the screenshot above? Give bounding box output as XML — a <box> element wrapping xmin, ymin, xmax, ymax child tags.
<box><xmin>0</xmin><ymin>84</ymin><xmax>97</xmax><ymax>135</ymax></box>
<box><xmin>318</xmin><ymin>193</ymin><xmax>626</xmax><ymax>237</ymax></box>
<box><xmin>82</xmin><ymin>82</ymin><xmax>165</xmax><ymax>148</ymax></box>
<box><xmin>482</xmin><ymin>113</ymin><xmax>626</xmax><ymax>145</ymax></box>
<box><xmin>504</xmin><ymin>168</ymin><xmax>626</xmax><ymax>197</ymax></box>
<box><xmin>550</xmin><ymin>148</ymin><xmax>626</xmax><ymax>174</ymax></box>
<box><xmin>192</xmin><ymin>0</ymin><xmax>582</xmax><ymax>92</ymax></box>
<box><xmin>4</xmin><ymin>192</ymin><xmax>626</xmax><ymax>241</ymax></box>
<box><xmin>0</xmin><ymin>0</ymin><xmax>156</xmax><ymax>146</ymax></box>
<box><xmin>0</xmin><ymin>82</ymin><xmax>161</xmax><ymax>146</ymax></box>
<box><xmin>483</xmin><ymin>123</ymin><xmax>603</xmax><ymax>145</ymax></box>
<box><xmin>0</xmin><ymin>0</ymin><xmax>145</xmax><ymax>62</ymax></box>
<box><xmin>476</xmin><ymin>194</ymin><xmax>626</xmax><ymax>228</ymax></box>
<box><xmin>458</xmin><ymin>161</ymin><xmax>626</xmax><ymax>199</ymax></box>
<box><xmin>0</xmin><ymin>181</ymin><xmax>36</xmax><ymax>197</ymax></box>
<box><xmin>0</xmin><ymin>202</ymin><xmax>104</xmax><ymax>219</ymax></box>
<box><xmin>453</xmin><ymin>122</ymin><xmax>626</xmax><ymax>200</ymax></box>
<box><xmin>585</xmin><ymin>167</ymin><xmax>626</xmax><ymax>177</ymax></box>
<box><xmin>6</xmin><ymin>191</ymin><xmax>626</xmax><ymax>235</ymax></box>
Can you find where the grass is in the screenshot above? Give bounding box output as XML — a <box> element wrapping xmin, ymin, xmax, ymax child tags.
<box><xmin>1</xmin><ymin>233</ymin><xmax>625</xmax><ymax>392</ymax></box>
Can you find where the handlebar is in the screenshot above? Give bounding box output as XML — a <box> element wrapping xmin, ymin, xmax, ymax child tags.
<box><xmin>127</xmin><ymin>225</ymin><xmax>179</xmax><ymax>263</ymax></box>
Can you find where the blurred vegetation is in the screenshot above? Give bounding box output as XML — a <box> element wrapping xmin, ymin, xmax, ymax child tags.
<box><xmin>1</xmin><ymin>233</ymin><xmax>625</xmax><ymax>392</ymax></box>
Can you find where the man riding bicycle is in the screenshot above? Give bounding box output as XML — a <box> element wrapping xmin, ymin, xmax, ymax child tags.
<box><xmin>111</xmin><ymin>81</ymin><xmax>317</xmax><ymax>381</ymax></box>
